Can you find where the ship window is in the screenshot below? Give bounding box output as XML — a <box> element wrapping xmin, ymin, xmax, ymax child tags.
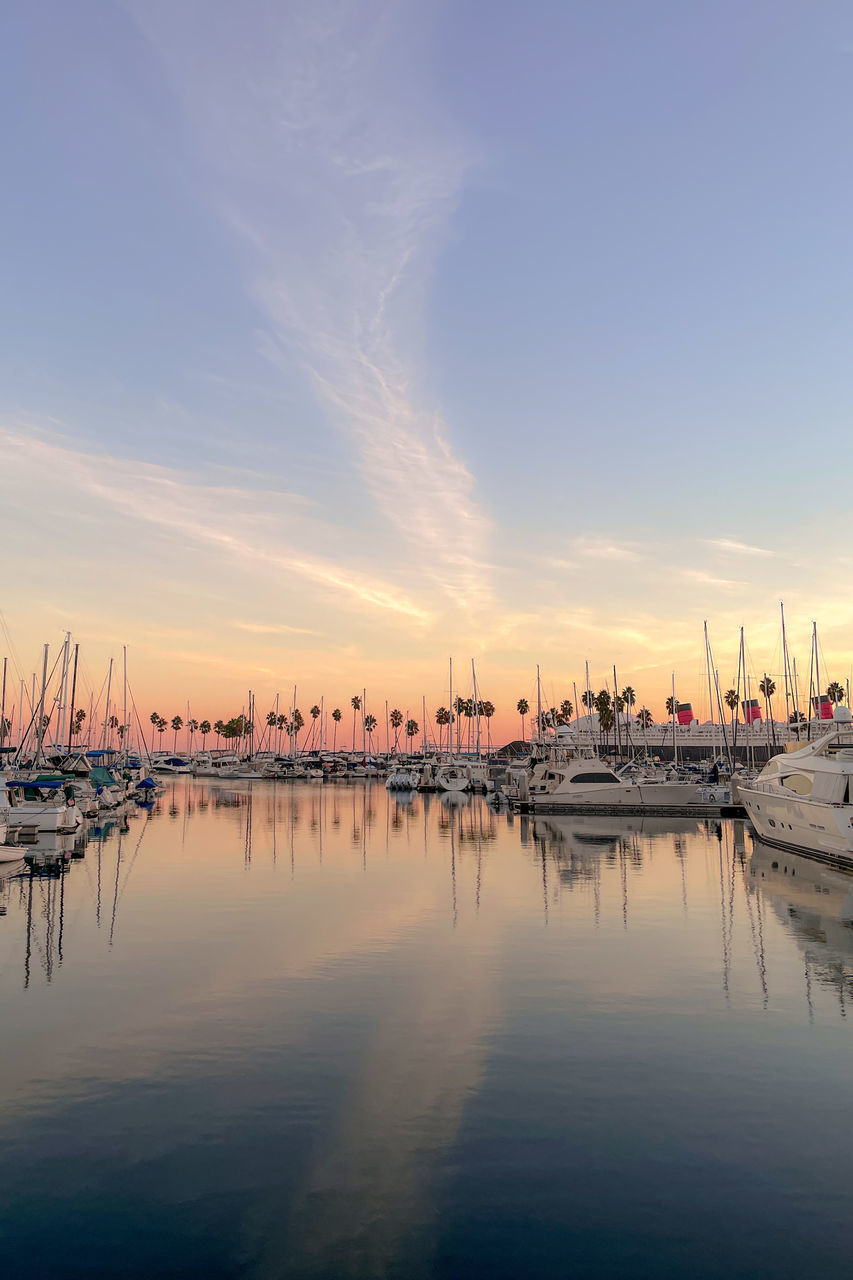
<box><xmin>572</xmin><ymin>772</ymin><xmax>619</xmax><ymax>784</ymax></box>
<box><xmin>781</xmin><ymin>773</ymin><xmax>813</xmax><ymax>796</ymax></box>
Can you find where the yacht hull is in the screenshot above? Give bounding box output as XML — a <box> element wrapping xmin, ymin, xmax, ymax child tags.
<box><xmin>740</xmin><ymin>785</ymin><xmax>853</xmax><ymax>865</ymax></box>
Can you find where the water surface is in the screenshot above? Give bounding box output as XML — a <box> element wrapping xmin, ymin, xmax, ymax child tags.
<box><xmin>1</xmin><ymin>781</ymin><xmax>852</xmax><ymax>1278</ymax></box>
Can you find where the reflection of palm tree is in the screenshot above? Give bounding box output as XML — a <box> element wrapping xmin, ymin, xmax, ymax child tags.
<box><xmin>331</xmin><ymin>708</ymin><xmax>342</xmax><ymax>752</ymax></box>
<box><xmin>516</xmin><ymin>698</ymin><xmax>529</xmax><ymax>743</ymax></box>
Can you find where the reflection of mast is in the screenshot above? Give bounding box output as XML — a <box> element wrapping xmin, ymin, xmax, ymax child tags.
<box><xmin>541</xmin><ymin>843</ymin><xmax>549</xmax><ymax>925</ymax></box>
<box><xmin>58</xmin><ymin>856</ymin><xmax>66</xmax><ymax>968</ymax></box>
<box><xmin>450</xmin><ymin>807</ymin><xmax>457</xmax><ymax>928</ymax></box>
<box><xmin>718</xmin><ymin>833</ymin><xmax>731</xmax><ymax>1001</ymax></box>
<box><xmin>109</xmin><ymin>826</ymin><xmax>124</xmax><ymax>947</ymax></box>
<box><xmin>24</xmin><ymin>869</ymin><xmax>33</xmax><ymax>989</ymax></box>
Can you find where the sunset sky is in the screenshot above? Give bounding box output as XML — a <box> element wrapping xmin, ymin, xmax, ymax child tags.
<box><xmin>3</xmin><ymin>1</ymin><xmax>853</xmax><ymax>743</ymax></box>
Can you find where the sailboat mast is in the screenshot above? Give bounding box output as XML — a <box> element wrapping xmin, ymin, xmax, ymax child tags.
<box><xmin>35</xmin><ymin>643</ymin><xmax>49</xmax><ymax>764</ymax></box>
<box><xmin>102</xmin><ymin>657</ymin><xmax>113</xmax><ymax>751</ymax></box>
<box><xmin>671</xmin><ymin>671</ymin><xmax>678</xmax><ymax>768</ymax></box>
<box><xmin>0</xmin><ymin>655</ymin><xmax>6</xmax><ymax>750</ymax></box>
<box><xmin>472</xmin><ymin>659</ymin><xmax>481</xmax><ymax>759</ymax></box>
<box><xmin>67</xmin><ymin>644</ymin><xmax>79</xmax><ymax>756</ymax></box>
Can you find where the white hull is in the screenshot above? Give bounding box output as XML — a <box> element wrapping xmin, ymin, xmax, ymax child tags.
<box><xmin>531</xmin><ymin>781</ymin><xmax>706</xmax><ymax>810</ymax></box>
<box><xmin>740</xmin><ymin>785</ymin><xmax>853</xmax><ymax>864</ymax></box>
<box><xmin>7</xmin><ymin>803</ymin><xmax>82</xmax><ymax>833</ymax></box>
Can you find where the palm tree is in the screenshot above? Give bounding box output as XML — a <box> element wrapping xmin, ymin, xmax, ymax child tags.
<box><xmin>789</xmin><ymin>710</ymin><xmax>806</xmax><ymax>725</ymax></box>
<box><xmin>724</xmin><ymin>689</ymin><xmax>739</xmax><ymax>747</ymax></box>
<box><xmin>516</xmin><ymin>697</ymin><xmax>529</xmax><ymax>743</ymax></box>
<box><xmin>636</xmin><ymin>708</ymin><xmax>653</xmax><ymax>728</ymax></box>
<box><xmin>310</xmin><ymin>704</ymin><xmax>321</xmax><ymax>750</ymax></box>
<box><xmin>665</xmin><ymin>696</ymin><xmax>676</xmax><ymax>717</ymax></box>
<box><xmin>213</xmin><ymin>719</ymin><xmax>224</xmax><ymax>749</ymax></box>
<box><xmin>621</xmin><ymin>686</ymin><xmax>636</xmax><ymax>713</ymax></box>
<box><xmin>827</xmin><ymin>681</ymin><xmax>846</xmax><ymax>705</ymax></box>
<box><xmin>454</xmin><ymin>696</ymin><xmax>466</xmax><ymax>753</ymax></box>
<box><xmin>171</xmin><ymin>715</ymin><xmax>183</xmax><ymax>752</ymax></box>
<box><xmin>405</xmin><ymin>718</ymin><xmax>419</xmax><ymax>754</ymax></box>
<box><xmin>390</xmin><ymin>707</ymin><xmax>404</xmax><ymax>750</ymax></box>
<box><xmin>758</xmin><ymin>675</ymin><xmax>776</xmax><ymax>746</ymax></box>
<box><xmin>199</xmin><ymin>719</ymin><xmax>211</xmax><ymax>749</ymax></box>
<box><xmin>351</xmin><ymin>695</ymin><xmax>361</xmax><ymax>750</ymax></box>
<box><xmin>149</xmin><ymin>710</ymin><xmax>160</xmax><ymax>748</ymax></box>
<box><xmin>291</xmin><ymin>708</ymin><xmax>305</xmax><ymax>753</ymax></box>
<box><xmin>594</xmin><ymin>690</ymin><xmax>611</xmax><ymax>750</ymax></box>
<box><xmin>187</xmin><ymin>718</ymin><xmax>199</xmax><ymax>752</ymax></box>
<box><xmin>599</xmin><ymin>705</ymin><xmax>615</xmax><ymax>754</ymax></box>
<box><xmin>435</xmin><ymin>706</ymin><xmax>450</xmax><ymax>751</ymax></box>
<box><xmin>156</xmin><ymin>715</ymin><xmax>167</xmax><ymax>745</ymax></box>
<box><xmin>364</xmin><ymin>713</ymin><xmax>378</xmax><ymax>750</ymax></box>
<box><xmin>581</xmin><ymin>689</ymin><xmax>596</xmax><ymax>710</ymax></box>
<box><xmin>70</xmin><ymin>708</ymin><xmax>86</xmax><ymax>740</ymax></box>
<box><xmin>558</xmin><ymin>698</ymin><xmax>574</xmax><ymax>725</ymax></box>
<box><xmin>481</xmin><ymin>700</ymin><xmax>495</xmax><ymax>752</ymax></box>
<box><xmin>331</xmin><ymin>707</ymin><xmax>342</xmax><ymax>752</ymax></box>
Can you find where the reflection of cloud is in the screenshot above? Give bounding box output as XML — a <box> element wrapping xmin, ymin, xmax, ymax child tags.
<box><xmin>130</xmin><ymin>0</ymin><xmax>492</xmax><ymax>612</ymax></box>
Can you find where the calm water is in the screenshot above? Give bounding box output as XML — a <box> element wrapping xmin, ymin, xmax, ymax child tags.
<box><xmin>2</xmin><ymin>781</ymin><xmax>853</xmax><ymax>1279</ymax></box>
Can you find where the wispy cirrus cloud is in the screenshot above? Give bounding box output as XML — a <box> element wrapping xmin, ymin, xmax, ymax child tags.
<box><xmin>706</xmin><ymin>538</ymin><xmax>774</xmax><ymax>557</ymax></box>
<box><xmin>129</xmin><ymin>0</ymin><xmax>491</xmax><ymax>610</ymax></box>
<box><xmin>2</xmin><ymin>426</ymin><xmax>430</xmax><ymax>622</ymax></box>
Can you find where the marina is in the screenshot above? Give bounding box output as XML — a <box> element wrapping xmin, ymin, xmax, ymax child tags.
<box><xmin>2</xmin><ymin>778</ymin><xmax>853</xmax><ymax>1276</ymax></box>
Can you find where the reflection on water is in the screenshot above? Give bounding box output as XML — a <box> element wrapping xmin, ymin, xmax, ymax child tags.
<box><xmin>2</xmin><ymin>782</ymin><xmax>853</xmax><ymax>1277</ymax></box>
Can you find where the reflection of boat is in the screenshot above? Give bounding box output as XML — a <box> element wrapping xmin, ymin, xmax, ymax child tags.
<box><xmin>749</xmin><ymin>839</ymin><xmax>853</xmax><ymax>1002</ymax></box>
<box><xmin>740</xmin><ymin>716</ymin><xmax>853</xmax><ymax>865</ymax></box>
<box><xmin>533</xmin><ymin>812</ymin><xmax>703</xmax><ymax>852</ymax></box>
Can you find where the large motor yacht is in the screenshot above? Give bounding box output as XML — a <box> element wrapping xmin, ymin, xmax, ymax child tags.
<box><xmin>738</xmin><ymin>708</ymin><xmax>853</xmax><ymax>864</ymax></box>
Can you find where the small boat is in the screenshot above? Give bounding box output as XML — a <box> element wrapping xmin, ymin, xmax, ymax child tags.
<box><xmin>3</xmin><ymin>779</ymin><xmax>83</xmax><ymax>834</ymax></box>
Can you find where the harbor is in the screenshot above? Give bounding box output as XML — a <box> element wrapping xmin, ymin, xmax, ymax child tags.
<box><xmin>2</xmin><ymin>778</ymin><xmax>853</xmax><ymax>1277</ymax></box>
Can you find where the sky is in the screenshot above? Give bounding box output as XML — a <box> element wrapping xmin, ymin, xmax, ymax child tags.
<box><xmin>3</xmin><ymin>0</ymin><xmax>853</xmax><ymax>742</ymax></box>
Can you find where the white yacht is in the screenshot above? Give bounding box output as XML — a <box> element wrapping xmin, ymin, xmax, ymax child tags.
<box><xmin>739</xmin><ymin>709</ymin><xmax>853</xmax><ymax>864</ymax></box>
<box><xmin>434</xmin><ymin>761</ymin><xmax>471</xmax><ymax>793</ymax></box>
<box><xmin>527</xmin><ymin>757</ymin><xmax>718</xmax><ymax>812</ymax></box>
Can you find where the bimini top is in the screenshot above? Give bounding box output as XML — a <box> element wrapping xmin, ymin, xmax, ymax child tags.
<box><xmin>7</xmin><ymin>777</ymin><xmax>64</xmax><ymax>789</ymax></box>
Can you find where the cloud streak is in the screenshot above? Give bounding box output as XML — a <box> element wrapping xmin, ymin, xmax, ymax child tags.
<box><xmin>130</xmin><ymin>0</ymin><xmax>492</xmax><ymax>610</ymax></box>
<box><xmin>2</xmin><ymin>426</ymin><xmax>430</xmax><ymax>622</ymax></box>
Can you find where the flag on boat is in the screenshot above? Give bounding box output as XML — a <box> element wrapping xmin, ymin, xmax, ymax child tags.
<box><xmin>742</xmin><ymin>698</ymin><xmax>762</xmax><ymax>724</ymax></box>
<box><xmin>812</xmin><ymin>694</ymin><xmax>834</xmax><ymax>720</ymax></box>
<box><xmin>676</xmin><ymin>702</ymin><xmax>694</xmax><ymax>726</ymax></box>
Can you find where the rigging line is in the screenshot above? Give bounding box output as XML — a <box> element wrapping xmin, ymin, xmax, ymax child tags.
<box><xmin>114</xmin><ymin>813</ymin><xmax>152</xmax><ymax>913</ymax></box>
